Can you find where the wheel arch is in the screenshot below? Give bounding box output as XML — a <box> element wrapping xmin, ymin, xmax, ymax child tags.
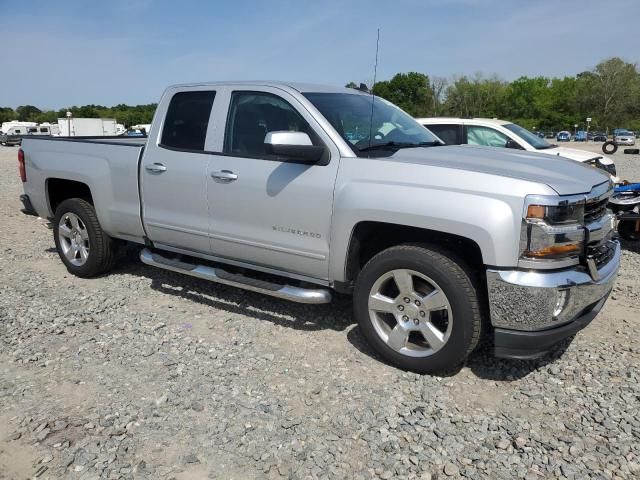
<box><xmin>46</xmin><ymin>178</ymin><xmax>94</xmax><ymax>215</ymax></box>
<box><xmin>339</xmin><ymin>221</ymin><xmax>485</xmax><ymax>291</ymax></box>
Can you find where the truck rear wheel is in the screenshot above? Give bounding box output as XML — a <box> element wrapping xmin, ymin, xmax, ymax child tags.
<box><xmin>53</xmin><ymin>198</ymin><xmax>115</xmax><ymax>278</ymax></box>
<box><xmin>353</xmin><ymin>244</ymin><xmax>482</xmax><ymax>374</ymax></box>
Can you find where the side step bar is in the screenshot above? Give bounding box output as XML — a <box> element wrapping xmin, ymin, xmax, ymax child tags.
<box><xmin>140</xmin><ymin>248</ymin><xmax>332</xmax><ymax>304</ymax></box>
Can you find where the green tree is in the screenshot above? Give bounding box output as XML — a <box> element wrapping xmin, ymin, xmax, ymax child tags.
<box><xmin>0</xmin><ymin>107</ymin><xmax>17</xmax><ymax>123</ymax></box>
<box><xmin>16</xmin><ymin>105</ymin><xmax>42</xmax><ymax>122</ymax></box>
<box><xmin>443</xmin><ymin>74</ymin><xmax>507</xmax><ymax>118</ymax></box>
<box><xmin>372</xmin><ymin>72</ymin><xmax>434</xmax><ymax>117</ymax></box>
<box><xmin>577</xmin><ymin>57</ymin><xmax>640</xmax><ymax>131</ymax></box>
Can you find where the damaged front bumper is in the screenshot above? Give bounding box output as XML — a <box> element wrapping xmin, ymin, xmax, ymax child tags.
<box><xmin>486</xmin><ymin>241</ymin><xmax>621</xmax><ymax>359</ymax></box>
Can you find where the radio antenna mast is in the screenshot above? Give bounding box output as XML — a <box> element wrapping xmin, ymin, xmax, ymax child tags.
<box><xmin>367</xmin><ymin>28</ymin><xmax>380</xmax><ymax>152</ymax></box>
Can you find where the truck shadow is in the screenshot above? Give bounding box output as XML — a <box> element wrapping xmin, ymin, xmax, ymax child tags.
<box><xmin>346</xmin><ymin>326</ymin><xmax>573</xmax><ymax>381</ymax></box>
<box><xmin>111</xmin><ymin>258</ymin><xmax>355</xmax><ymax>333</ymax></box>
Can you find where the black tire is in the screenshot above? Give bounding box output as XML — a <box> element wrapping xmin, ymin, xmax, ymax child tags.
<box><xmin>602</xmin><ymin>141</ymin><xmax>617</xmax><ymax>155</ymax></box>
<box><xmin>53</xmin><ymin>198</ymin><xmax>115</xmax><ymax>278</ymax></box>
<box><xmin>353</xmin><ymin>244</ymin><xmax>482</xmax><ymax>374</ymax></box>
<box><xmin>623</xmin><ymin>148</ymin><xmax>639</xmax><ymax>155</ymax></box>
<box><xmin>618</xmin><ymin>218</ymin><xmax>640</xmax><ymax>241</ymax></box>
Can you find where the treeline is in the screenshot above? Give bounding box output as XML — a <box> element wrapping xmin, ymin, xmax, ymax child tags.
<box><xmin>0</xmin><ymin>104</ymin><xmax>157</xmax><ymax>127</ymax></box>
<box><xmin>348</xmin><ymin>57</ymin><xmax>640</xmax><ymax>133</ymax></box>
<box><xmin>3</xmin><ymin>57</ymin><xmax>638</xmax><ymax>132</ymax></box>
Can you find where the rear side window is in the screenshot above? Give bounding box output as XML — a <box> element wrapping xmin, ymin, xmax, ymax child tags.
<box><xmin>425</xmin><ymin>124</ymin><xmax>459</xmax><ymax>145</ymax></box>
<box><xmin>161</xmin><ymin>90</ymin><xmax>216</xmax><ymax>151</ymax></box>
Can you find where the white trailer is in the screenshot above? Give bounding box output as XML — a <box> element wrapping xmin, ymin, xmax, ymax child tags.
<box><xmin>57</xmin><ymin>118</ymin><xmax>119</xmax><ymax>136</ymax></box>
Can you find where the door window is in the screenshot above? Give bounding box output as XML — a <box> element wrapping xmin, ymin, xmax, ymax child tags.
<box><xmin>161</xmin><ymin>90</ymin><xmax>216</xmax><ymax>151</ymax></box>
<box><xmin>466</xmin><ymin>125</ymin><xmax>509</xmax><ymax>147</ymax></box>
<box><xmin>223</xmin><ymin>91</ymin><xmax>317</xmax><ymax>157</ymax></box>
<box><xmin>425</xmin><ymin>124</ymin><xmax>459</xmax><ymax>145</ymax></box>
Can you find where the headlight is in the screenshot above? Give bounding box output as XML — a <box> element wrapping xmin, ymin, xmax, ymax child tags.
<box><xmin>587</xmin><ymin>157</ymin><xmax>617</xmax><ymax>177</ymax></box>
<box><xmin>519</xmin><ymin>197</ymin><xmax>585</xmax><ymax>267</ymax></box>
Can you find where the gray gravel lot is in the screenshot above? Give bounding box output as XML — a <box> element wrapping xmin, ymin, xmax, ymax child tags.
<box><xmin>1</xmin><ymin>144</ymin><xmax>639</xmax><ymax>480</ymax></box>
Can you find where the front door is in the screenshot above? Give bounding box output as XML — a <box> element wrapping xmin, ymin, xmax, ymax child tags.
<box><xmin>141</xmin><ymin>89</ymin><xmax>216</xmax><ymax>253</ymax></box>
<box><xmin>206</xmin><ymin>88</ymin><xmax>340</xmax><ymax>280</ymax></box>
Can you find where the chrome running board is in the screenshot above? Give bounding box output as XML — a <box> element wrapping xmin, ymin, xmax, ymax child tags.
<box><xmin>140</xmin><ymin>248</ymin><xmax>332</xmax><ymax>304</ymax></box>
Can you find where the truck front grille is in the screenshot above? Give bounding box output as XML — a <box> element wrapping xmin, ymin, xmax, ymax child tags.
<box><xmin>586</xmin><ymin>240</ymin><xmax>617</xmax><ymax>270</ymax></box>
<box><xmin>584</xmin><ymin>197</ymin><xmax>608</xmax><ymax>224</ymax></box>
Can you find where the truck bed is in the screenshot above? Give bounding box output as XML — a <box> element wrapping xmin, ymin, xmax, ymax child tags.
<box><xmin>21</xmin><ymin>136</ymin><xmax>147</xmax><ymax>243</ymax></box>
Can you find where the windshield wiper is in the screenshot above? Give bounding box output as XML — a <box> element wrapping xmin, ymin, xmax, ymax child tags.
<box><xmin>357</xmin><ymin>141</ymin><xmax>442</xmax><ymax>152</ymax></box>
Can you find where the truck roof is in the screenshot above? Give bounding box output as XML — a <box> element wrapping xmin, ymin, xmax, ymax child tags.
<box><xmin>166</xmin><ymin>81</ymin><xmax>369</xmax><ymax>95</ymax></box>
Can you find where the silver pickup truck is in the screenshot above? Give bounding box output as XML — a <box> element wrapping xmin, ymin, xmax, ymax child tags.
<box><xmin>19</xmin><ymin>81</ymin><xmax>620</xmax><ymax>374</ymax></box>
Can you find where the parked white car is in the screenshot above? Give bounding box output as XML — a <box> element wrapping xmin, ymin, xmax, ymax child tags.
<box><xmin>417</xmin><ymin>117</ymin><xmax>618</xmax><ymax>181</ymax></box>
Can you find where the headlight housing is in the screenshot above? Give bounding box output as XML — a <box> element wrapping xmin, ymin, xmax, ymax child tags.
<box><xmin>586</xmin><ymin>157</ymin><xmax>616</xmax><ymax>177</ymax></box>
<box><xmin>519</xmin><ymin>196</ymin><xmax>585</xmax><ymax>268</ymax></box>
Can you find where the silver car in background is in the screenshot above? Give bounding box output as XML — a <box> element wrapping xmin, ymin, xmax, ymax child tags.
<box><xmin>614</xmin><ymin>129</ymin><xmax>635</xmax><ymax>146</ymax></box>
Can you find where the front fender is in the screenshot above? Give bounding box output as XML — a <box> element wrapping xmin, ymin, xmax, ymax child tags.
<box><xmin>329</xmin><ymin>180</ymin><xmax>527</xmax><ymax>283</ymax></box>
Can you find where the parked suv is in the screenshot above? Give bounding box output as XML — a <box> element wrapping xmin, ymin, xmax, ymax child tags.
<box><xmin>417</xmin><ymin>118</ymin><xmax>617</xmax><ymax>180</ymax></box>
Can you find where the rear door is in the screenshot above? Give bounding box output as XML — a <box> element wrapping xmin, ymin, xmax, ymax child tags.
<box><xmin>140</xmin><ymin>88</ymin><xmax>218</xmax><ymax>253</ymax></box>
<box><xmin>205</xmin><ymin>87</ymin><xmax>340</xmax><ymax>280</ymax></box>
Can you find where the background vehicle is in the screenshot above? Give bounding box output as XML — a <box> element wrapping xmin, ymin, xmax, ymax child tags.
<box><xmin>417</xmin><ymin>118</ymin><xmax>617</xmax><ymax>180</ymax></box>
<box><xmin>557</xmin><ymin>131</ymin><xmax>571</xmax><ymax>142</ymax></box>
<box><xmin>574</xmin><ymin>130</ymin><xmax>587</xmax><ymax>142</ymax></box>
<box><xmin>613</xmin><ymin>129</ymin><xmax>635</xmax><ymax>146</ymax></box>
<box><xmin>0</xmin><ymin>125</ymin><xmax>51</xmax><ymax>146</ymax></box>
<box><xmin>592</xmin><ymin>132</ymin><xmax>608</xmax><ymax>142</ymax></box>
<box><xmin>609</xmin><ymin>183</ymin><xmax>640</xmax><ymax>241</ymax></box>
<box><xmin>57</xmin><ymin>118</ymin><xmax>119</xmax><ymax>136</ymax></box>
<box><xmin>19</xmin><ymin>82</ymin><xmax>620</xmax><ymax>374</ymax></box>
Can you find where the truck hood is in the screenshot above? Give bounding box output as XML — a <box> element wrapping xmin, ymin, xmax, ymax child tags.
<box><xmin>388</xmin><ymin>145</ymin><xmax>610</xmax><ymax>196</ymax></box>
<box><xmin>541</xmin><ymin>145</ymin><xmax>606</xmax><ymax>162</ymax></box>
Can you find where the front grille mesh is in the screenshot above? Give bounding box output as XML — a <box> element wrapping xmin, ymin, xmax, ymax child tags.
<box><xmin>584</xmin><ymin>197</ymin><xmax>608</xmax><ymax>224</ymax></box>
<box><xmin>586</xmin><ymin>240</ymin><xmax>616</xmax><ymax>270</ymax></box>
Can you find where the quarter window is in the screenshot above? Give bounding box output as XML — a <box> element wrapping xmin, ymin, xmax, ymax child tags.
<box><xmin>425</xmin><ymin>124</ymin><xmax>459</xmax><ymax>145</ymax></box>
<box><xmin>224</xmin><ymin>91</ymin><xmax>316</xmax><ymax>157</ymax></box>
<box><xmin>161</xmin><ymin>90</ymin><xmax>216</xmax><ymax>151</ymax></box>
<box><xmin>466</xmin><ymin>126</ymin><xmax>509</xmax><ymax>148</ymax></box>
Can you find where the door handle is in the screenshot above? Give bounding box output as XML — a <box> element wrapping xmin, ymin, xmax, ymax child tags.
<box><xmin>211</xmin><ymin>170</ymin><xmax>238</xmax><ymax>183</ymax></box>
<box><xmin>145</xmin><ymin>163</ymin><xmax>167</xmax><ymax>174</ymax></box>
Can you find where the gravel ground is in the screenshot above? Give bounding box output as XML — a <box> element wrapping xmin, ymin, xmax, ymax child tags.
<box><xmin>0</xmin><ymin>144</ymin><xmax>639</xmax><ymax>480</ymax></box>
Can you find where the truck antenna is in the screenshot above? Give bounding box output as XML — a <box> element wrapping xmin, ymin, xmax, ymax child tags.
<box><xmin>367</xmin><ymin>28</ymin><xmax>380</xmax><ymax>152</ymax></box>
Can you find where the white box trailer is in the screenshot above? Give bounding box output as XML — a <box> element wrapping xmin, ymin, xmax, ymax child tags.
<box><xmin>57</xmin><ymin>118</ymin><xmax>119</xmax><ymax>136</ymax></box>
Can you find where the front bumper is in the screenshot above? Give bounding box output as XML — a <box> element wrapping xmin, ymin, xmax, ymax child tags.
<box><xmin>486</xmin><ymin>241</ymin><xmax>620</xmax><ymax>359</ymax></box>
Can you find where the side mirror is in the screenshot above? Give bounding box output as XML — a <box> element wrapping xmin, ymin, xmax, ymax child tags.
<box><xmin>264</xmin><ymin>131</ymin><xmax>326</xmax><ymax>164</ymax></box>
<box><xmin>505</xmin><ymin>138</ymin><xmax>524</xmax><ymax>150</ymax></box>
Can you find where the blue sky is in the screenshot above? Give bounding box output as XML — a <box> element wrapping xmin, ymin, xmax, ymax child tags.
<box><xmin>1</xmin><ymin>0</ymin><xmax>638</xmax><ymax>109</ymax></box>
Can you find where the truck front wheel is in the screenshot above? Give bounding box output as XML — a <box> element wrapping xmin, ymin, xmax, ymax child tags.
<box><xmin>53</xmin><ymin>198</ymin><xmax>115</xmax><ymax>278</ymax></box>
<box><xmin>353</xmin><ymin>244</ymin><xmax>482</xmax><ymax>374</ymax></box>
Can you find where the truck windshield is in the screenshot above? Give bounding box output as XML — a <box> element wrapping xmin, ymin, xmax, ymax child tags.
<box><xmin>503</xmin><ymin>123</ymin><xmax>553</xmax><ymax>150</ymax></box>
<box><xmin>303</xmin><ymin>92</ymin><xmax>441</xmax><ymax>156</ymax></box>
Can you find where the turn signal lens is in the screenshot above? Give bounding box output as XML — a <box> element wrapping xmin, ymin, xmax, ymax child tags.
<box><xmin>527</xmin><ymin>205</ymin><xmax>546</xmax><ymax>219</ymax></box>
<box><xmin>524</xmin><ymin>243</ymin><xmax>581</xmax><ymax>258</ymax></box>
